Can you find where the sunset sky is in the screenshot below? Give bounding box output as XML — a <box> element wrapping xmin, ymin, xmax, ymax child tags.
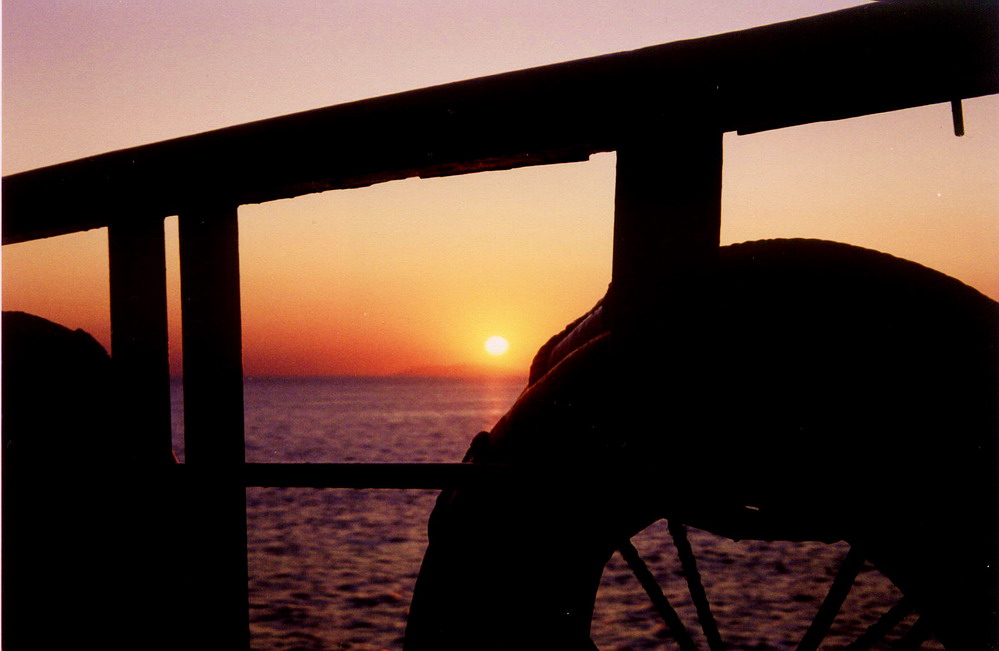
<box><xmin>3</xmin><ymin>0</ymin><xmax>997</xmax><ymax>377</ymax></box>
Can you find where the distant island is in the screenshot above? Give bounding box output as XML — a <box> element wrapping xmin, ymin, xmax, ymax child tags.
<box><xmin>394</xmin><ymin>363</ymin><xmax>526</xmax><ymax>380</ymax></box>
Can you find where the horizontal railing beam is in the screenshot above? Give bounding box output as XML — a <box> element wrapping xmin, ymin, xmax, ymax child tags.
<box><xmin>4</xmin><ymin>1</ymin><xmax>996</xmax><ymax>244</ymax></box>
<box><xmin>230</xmin><ymin>462</ymin><xmax>849</xmax><ymax>545</ymax></box>
<box><xmin>241</xmin><ymin>462</ymin><xmax>514</xmax><ymax>489</ymax></box>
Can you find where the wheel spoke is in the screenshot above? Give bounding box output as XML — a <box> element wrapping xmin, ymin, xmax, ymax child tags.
<box><xmin>619</xmin><ymin>539</ymin><xmax>700</xmax><ymax>651</ymax></box>
<box><xmin>845</xmin><ymin>596</ymin><xmax>915</xmax><ymax>651</ymax></box>
<box><xmin>616</xmin><ymin>526</ymin><xmax>929</xmax><ymax>650</ymax></box>
<box><xmin>889</xmin><ymin>616</ymin><xmax>932</xmax><ymax>650</ymax></box>
<box><xmin>668</xmin><ymin>521</ymin><xmax>725</xmax><ymax>651</ymax></box>
<box><xmin>796</xmin><ymin>545</ymin><xmax>866</xmax><ymax>651</ymax></box>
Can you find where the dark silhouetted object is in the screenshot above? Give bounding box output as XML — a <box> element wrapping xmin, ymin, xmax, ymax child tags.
<box><xmin>406</xmin><ymin>240</ymin><xmax>999</xmax><ymax>650</ymax></box>
<box><xmin>2</xmin><ymin>311</ymin><xmax>185</xmax><ymax>650</ymax></box>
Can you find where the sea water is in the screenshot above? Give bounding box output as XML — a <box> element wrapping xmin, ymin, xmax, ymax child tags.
<box><xmin>170</xmin><ymin>377</ymin><xmax>934</xmax><ymax>650</ymax></box>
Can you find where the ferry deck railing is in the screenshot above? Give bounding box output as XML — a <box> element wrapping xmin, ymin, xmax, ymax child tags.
<box><xmin>3</xmin><ymin>2</ymin><xmax>997</xmax><ymax>647</ymax></box>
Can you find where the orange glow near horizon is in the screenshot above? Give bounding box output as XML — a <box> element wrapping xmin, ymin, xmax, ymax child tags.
<box><xmin>228</xmin><ymin>160</ymin><xmax>615</xmax><ymax>377</ymax></box>
<box><xmin>2</xmin><ymin>2</ymin><xmax>997</xmax><ymax>378</ymax></box>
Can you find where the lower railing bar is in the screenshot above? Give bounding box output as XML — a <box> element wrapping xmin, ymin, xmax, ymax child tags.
<box><xmin>619</xmin><ymin>540</ymin><xmax>700</xmax><ymax>651</ymax></box>
<box><xmin>669</xmin><ymin>520</ymin><xmax>726</xmax><ymax>651</ymax></box>
<box><xmin>197</xmin><ymin>463</ymin><xmax>820</xmax><ymax>506</ymax></box>
<box><xmin>796</xmin><ymin>545</ymin><xmax>865</xmax><ymax>651</ymax></box>
<box><xmin>236</xmin><ymin>463</ymin><xmax>771</xmax><ymax>494</ymax></box>
<box><xmin>240</xmin><ymin>462</ymin><xmax>514</xmax><ymax>489</ymax></box>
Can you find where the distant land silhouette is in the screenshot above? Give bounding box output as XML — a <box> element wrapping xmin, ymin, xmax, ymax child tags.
<box><xmin>394</xmin><ymin>363</ymin><xmax>526</xmax><ymax>379</ymax></box>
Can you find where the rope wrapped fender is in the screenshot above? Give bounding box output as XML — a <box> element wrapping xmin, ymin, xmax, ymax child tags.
<box><xmin>404</xmin><ymin>239</ymin><xmax>998</xmax><ymax>650</ymax></box>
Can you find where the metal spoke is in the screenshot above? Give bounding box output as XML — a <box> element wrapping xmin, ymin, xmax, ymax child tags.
<box><xmin>796</xmin><ymin>545</ymin><xmax>866</xmax><ymax>651</ymax></box>
<box><xmin>619</xmin><ymin>540</ymin><xmax>700</xmax><ymax>651</ymax></box>
<box><xmin>617</xmin><ymin>526</ymin><xmax>936</xmax><ymax>651</ymax></box>
<box><xmin>669</xmin><ymin>521</ymin><xmax>725</xmax><ymax>651</ymax></box>
<box><xmin>889</xmin><ymin>616</ymin><xmax>932</xmax><ymax>650</ymax></box>
<box><xmin>845</xmin><ymin>596</ymin><xmax>915</xmax><ymax>651</ymax></box>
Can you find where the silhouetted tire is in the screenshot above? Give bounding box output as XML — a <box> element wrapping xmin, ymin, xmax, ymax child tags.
<box><xmin>405</xmin><ymin>240</ymin><xmax>998</xmax><ymax>650</ymax></box>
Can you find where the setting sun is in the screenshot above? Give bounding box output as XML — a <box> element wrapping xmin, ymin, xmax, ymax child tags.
<box><xmin>484</xmin><ymin>336</ymin><xmax>510</xmax><ymax>356</ymax></box>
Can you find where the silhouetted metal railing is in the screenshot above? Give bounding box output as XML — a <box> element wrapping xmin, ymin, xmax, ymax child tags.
<box><xmin>3</xmin><ymin>2</ymin><xmax>996</xmax><ymax>647</ymax></box>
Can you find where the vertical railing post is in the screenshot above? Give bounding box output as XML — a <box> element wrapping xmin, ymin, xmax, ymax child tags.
<box><xmin>108</xmin><ymin>217</ymin><xmax>174</xmax><ymax>464</ymax></box>
<box><xmin>105</xmin><ymin>216</ymin><xmax>187</xmax><ymax>643</ymax></box>
<box><xmin>608</xmin><ymin>120</ymin><xmax>723</xmax><ymax>331</ymax></box>
<box><xmin>178</xmin><ymin>202</ymin><xmax>249</xmax><ymax>648</ymax></box>
<box><xmin>608</xmin><ymin>108</ymin><xmax>723</xmax><ymax>465</ymax></box>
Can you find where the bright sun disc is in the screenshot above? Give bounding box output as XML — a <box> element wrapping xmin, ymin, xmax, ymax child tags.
<box><xmin>484</xmin><ymin>336</ymin><xmax>509</xmax><ymax>356</ymax></box>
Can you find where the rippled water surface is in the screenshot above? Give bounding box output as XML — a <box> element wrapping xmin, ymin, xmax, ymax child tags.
<box><xmin>171</xmin><ymin>377</ymin><xmax>937</xmax><ymax>650</ymax></box>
